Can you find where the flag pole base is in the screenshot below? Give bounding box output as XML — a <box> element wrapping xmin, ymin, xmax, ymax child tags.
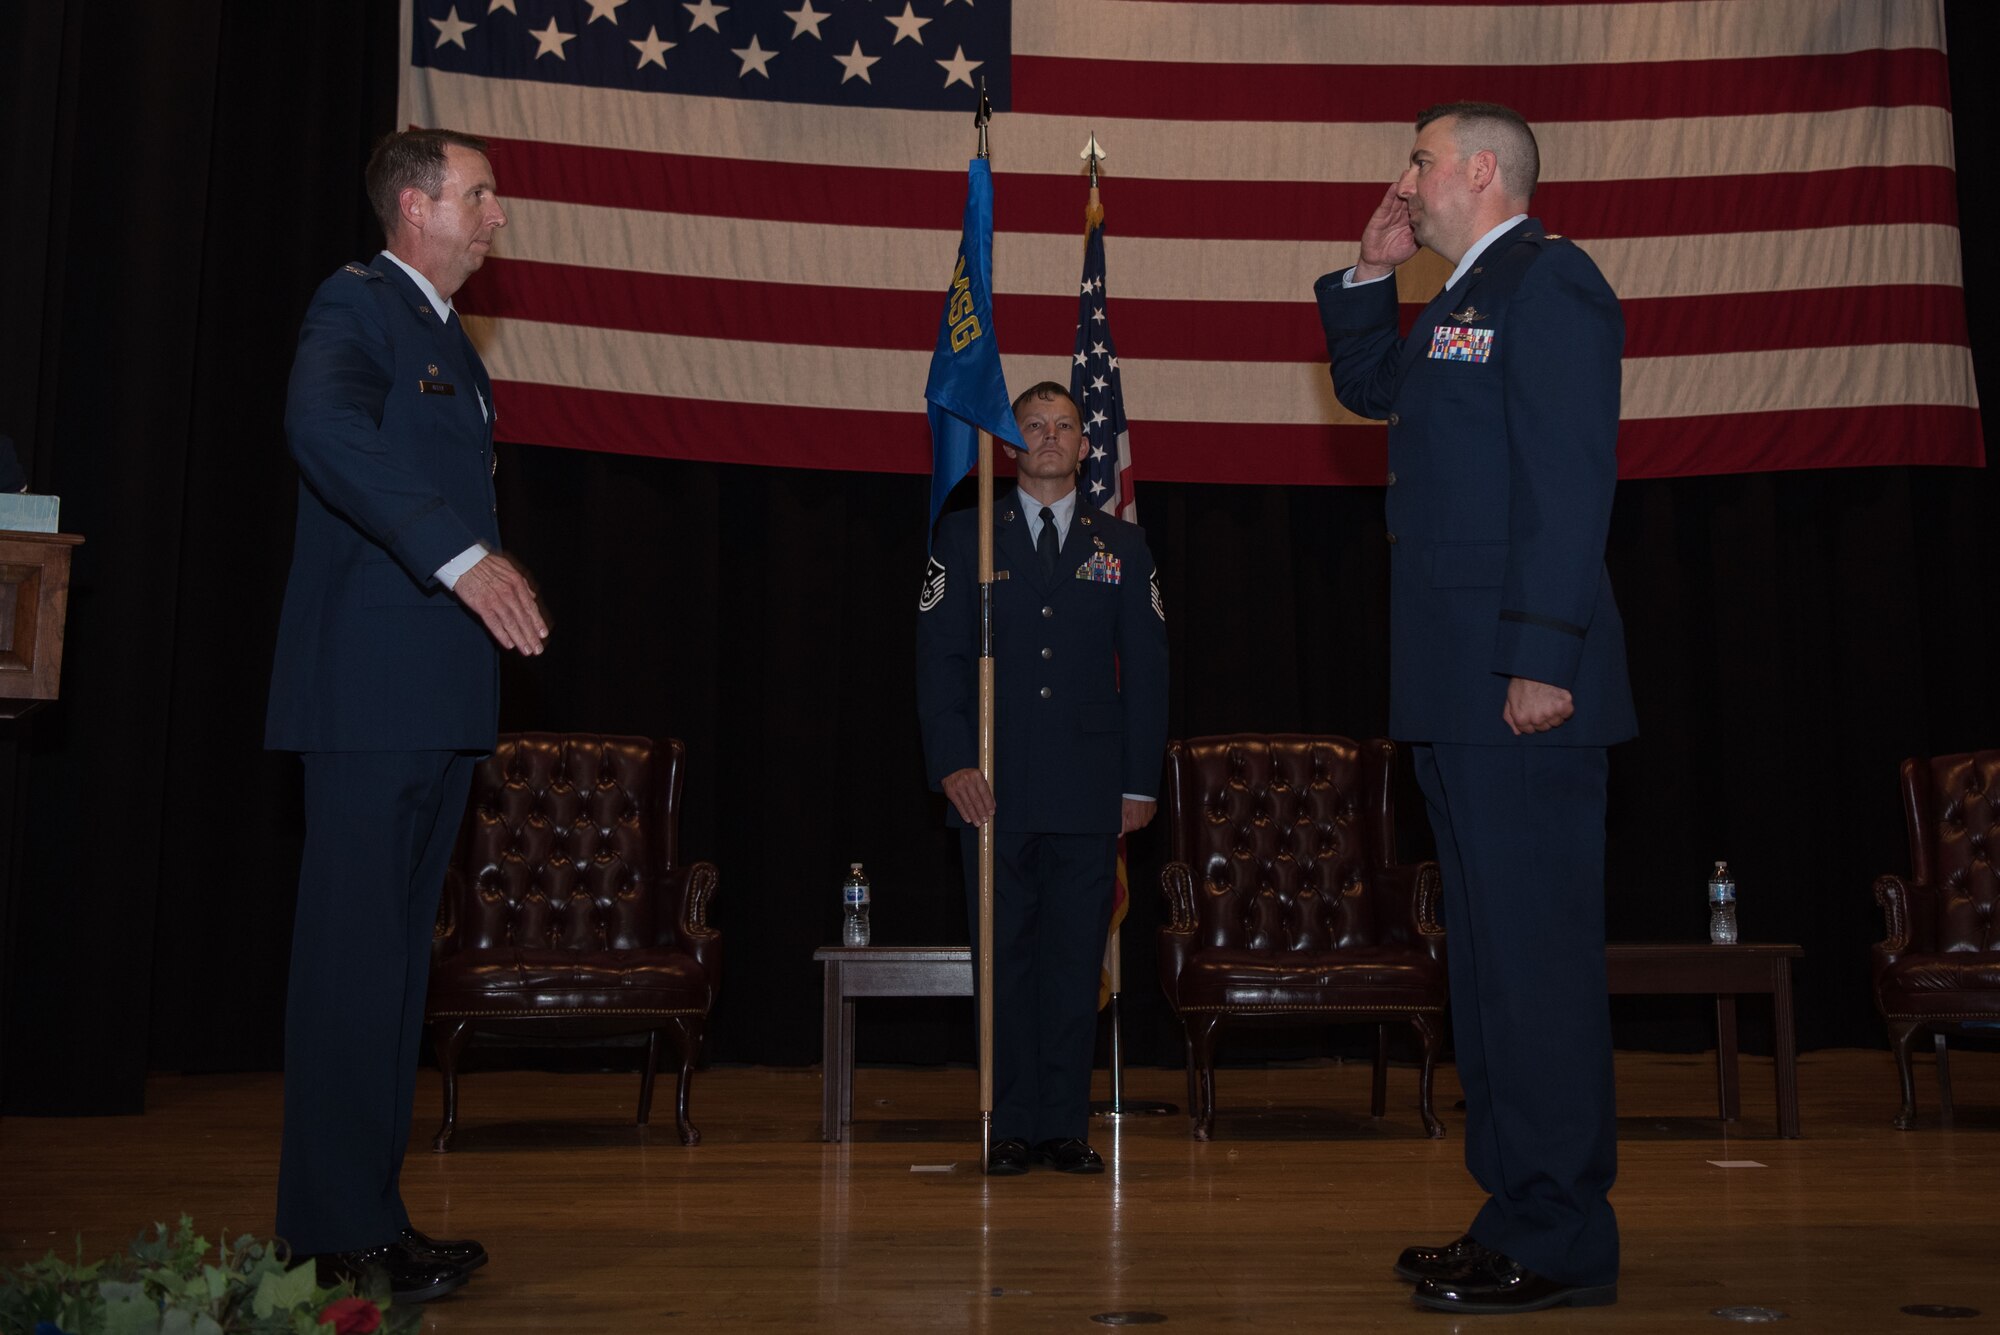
<box><xmin>1092</xmin><ymin>989</ymin><xmax>1178</xmax><ymax>1117</ymax></box>
<box><xmin>980</xmin><ymin>1111</ymin><xmax>991</xmax><ymax>1174</ymax></box>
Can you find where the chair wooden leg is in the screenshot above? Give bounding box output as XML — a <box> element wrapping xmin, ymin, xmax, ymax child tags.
<box><xmin>637</xmin><ymin>1029</ymin><xmax>663</xmax><ymax>1126</ymax></box>
<box><xmin>1887</xmin><ymin>1018</ymin><xmax>1924</xmax><ymax>1130</ymax></box>
<box><xmin>1411</xmin><ymin>1013</ymin><xmax>1445</xmax><ymax>1140</ymax></box>
<box><xmin>430</xmin><ymin>1020</ymin><xmax>475</xmax><ymax>1153</ymax></box>
<box><xmin>1185</xmin><ymin>1014</ymin><xmax>1222</xmax><ymax>1142</ymax></box>
<box><xmin>670</xmin><ymin>1016</ymin><xmax>704</xmax><ymax>1147</ymax></box>
<box><xmin>1934</xmin><ymin>1031</ymin><xmax>1953</xmax><ymax>1128</ymax></box>
<box><xmin>1370</xmin><ymin>1023</ymin><xmax>1389</xmax><ymax>1119</ymax></box>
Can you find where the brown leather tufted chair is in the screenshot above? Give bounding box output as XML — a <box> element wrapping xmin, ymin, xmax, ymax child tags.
<box><xmin>1872</xmin><ymin>750</ymin><xmax>2000</xmax><ymax>1129</ymax></box>
<box><xmin>426</xmin><ymin>733</ymin><xmax>720</xmax><ymax>1150</ymax></box>
<box><xmin>1159</xmin><ymin>734</ymin><xmax>1448</xmax><ymax>1140</ymax></box>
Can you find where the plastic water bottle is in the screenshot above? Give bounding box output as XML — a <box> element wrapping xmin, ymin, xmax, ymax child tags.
<box><xmin>842</xmin><ymin>863</ymin><xmax>872</xmax><ymax>946</ymax></box>
<box><xmin>1707</xmin><ymin>861</ymin><xmax>1738</xmax><ymax>945</ymax></box>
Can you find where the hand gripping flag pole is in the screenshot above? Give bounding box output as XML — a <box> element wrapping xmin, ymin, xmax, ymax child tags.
<box><xmin>924</xmin><ymin>76</ymin><xmax>1017</xmax><ymax>1174</ymax></box>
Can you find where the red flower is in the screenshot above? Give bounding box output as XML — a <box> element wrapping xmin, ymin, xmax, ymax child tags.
<box><xmin>318</xmin><ymin>1297</ymin><xmax>382</xmax><ymax>1333</ymax></box>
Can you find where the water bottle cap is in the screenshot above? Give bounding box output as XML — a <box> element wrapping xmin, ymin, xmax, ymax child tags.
<box><xmin>850</xmin><ymin>863</ymin><xmax>863</xmax><ymax>872</ymax></box>
<box><xmin>1713</xmin><ymin>861</ymin><xmax>1728</xmax><ymax>874</ymax></box>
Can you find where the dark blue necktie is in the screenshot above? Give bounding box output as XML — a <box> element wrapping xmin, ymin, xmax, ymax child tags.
<box><xmin>1037</xmin><ymin>507</ymin><xmax>1058</xmax><ymax>579</ymax></box>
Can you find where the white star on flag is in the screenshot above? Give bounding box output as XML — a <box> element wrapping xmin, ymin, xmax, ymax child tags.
<box><xmin>1072</xmin><ymin>350</ymin><xmax>1088</xmax><ymax>367</ymax></box>
<box><xmin>529</xmin><ymin>17</ymin><xmax>575</xmax><ymax>58</ymax></box>
<box><xmin>885</xmin><ymin>3</ymin><xmax>931</xmax><ymax>45</ymax></box>
<box><xmin>782</xmin><ymin>1</ymin><xmax>829</xmax><ymax>39</ymax></box>
<box><xmin>1089</xmin><ymin>410</ymin><xmax>1108</xmax><ymax>427</ymax></box>
<box><xmin>631</xmin><ymin>25</ymin><xmax>675</xmax><ymax>68</ymax></box>
<box><xmin>1091</xmin><ymin>445</ymin><xmax>1106</xmax><ymax>460</ymax></box>
<box><xmin>1089</xmin><ymin>479</ymin><xmax>1106</xmax><ymax>495</ymax></box>
<box><xmin>935</xmin><ymin>44</ymin><xmax>980</xmax><ymax>88</ymax></box>
<box><xmin>1090</xmin><ymin>376</ymin><xmax>1108</xmax><ymax>393</ymax></box>
<box><xmin>833</xmin><ymin>40</ymin><xmax>879</xmax><ymax>83</ymax></box>
<box><xmin>684</xmin><ymin>0</ymin><xmax>728</xmax><ymax>33</ymax></box>
<box><xmin>1092</xmin><ymin>306</ymin><xmax>1105</xmax><ymax>323</ymax></box>
<box><xmin>585</xmin><ymin>0</ymin><xmax>628</xmax><ymax>23</ymax></box>
<box><xmin>733</xmin><ymin>34</ymin><xmax>778</xmax><ymax>77</ymax></box>
<box><xmin>1090</xmin><ymin>341</ymin><xmax>1106</xmax><ymax>358</ymax></box>
<box><xmin>486</xmin><ymin>0</ymin><xmax>515</xmax><ymax>11</ymax></box>
<box><xmin>430</xmin><ymin>6</ymin><xmax>476</xmax><ymax>48</ymax></box>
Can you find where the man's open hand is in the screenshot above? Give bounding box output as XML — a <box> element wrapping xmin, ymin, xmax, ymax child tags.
<box><xmin>453</xmin><ymin>552</ymin><xmax>549</xmax><ymax>656</ymax></box>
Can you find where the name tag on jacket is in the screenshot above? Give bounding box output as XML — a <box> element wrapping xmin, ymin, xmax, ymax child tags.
<box><xmin>1428</xmin><ymin>326</ymin><xmax>1494</xmax><ymax>363</ymax></box>
<box><xmin>1076</xmin><ymin>551</ymin><xmax>1123</xmax><ymax>584</ymax></box>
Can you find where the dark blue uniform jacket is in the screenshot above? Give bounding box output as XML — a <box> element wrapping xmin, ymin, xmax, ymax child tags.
<box><xmin>1315</xmin><ymin>220</ymin><xmax>1637</xmax><ymax>747</ymax></box>
<box><xmin>917</xmin><ymin>496</ymin><xmax>1170</xmax><ymax>833</ymax></box>
<box><xmin>266</xmin><ymin>259</ymin><xmax>501</xmax><ymax>753</ymax></box>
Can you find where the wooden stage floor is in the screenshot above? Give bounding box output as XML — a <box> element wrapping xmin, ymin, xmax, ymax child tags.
<box><xmin>3</xmin><ymin>1049</ymin><xmax>1995</xmax><ymax>1332</ymax></box>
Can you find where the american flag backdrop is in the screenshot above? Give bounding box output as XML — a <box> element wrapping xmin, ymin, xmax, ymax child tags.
<box><xmin>406</xmin><ymin>0</ymin><xmax>1983</xmax><ymax>485</ymax></box>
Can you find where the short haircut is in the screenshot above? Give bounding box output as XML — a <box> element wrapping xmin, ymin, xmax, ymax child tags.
<box><xmin>1012</xmin><ymin>381</ymin><xmax>1078</xmax><ymax>420</ymax></box>
<box><xmin>1416</xmin><ymin>101</ymin><xmax>1540</xmax><ymax>199</ymax></box>
<box><xmin>364</xmin><ymin>128</ymin><xmax>490</xmax><ymax>239</ymax></box>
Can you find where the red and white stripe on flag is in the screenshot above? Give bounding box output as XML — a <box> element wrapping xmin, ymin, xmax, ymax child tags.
<box><xmin>408</xmin><ymin>0</ymin><xmax>1983</xmax><ymax>483</ymax></box>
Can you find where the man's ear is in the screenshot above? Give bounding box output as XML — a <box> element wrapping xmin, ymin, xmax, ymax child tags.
<box><xmin>400</xmin><ymin>184</ymin><xmax>428</xmax><ymax>230</ymax></box>
<box><xmin>1467</xmin><ymin>149</ymin><xmax>1497</xmax><ymax>194</ymax></box>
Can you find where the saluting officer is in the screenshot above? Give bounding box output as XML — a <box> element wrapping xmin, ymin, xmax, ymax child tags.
<box><xmin>1315</xmin><ymin>102</ymin><xmax>1636</xmax><ymax>1315</ymax></box>
<box><xmin>915</xmin><ymin>380</ymin><xmax>1169</xmax><ymax>1175</ymax></box>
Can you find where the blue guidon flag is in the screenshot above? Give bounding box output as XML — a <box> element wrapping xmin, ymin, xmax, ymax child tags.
<box><xmin>925</xmin><ymin>158</ymin><xmax>1024</xmax><ymax>535</ymax></box>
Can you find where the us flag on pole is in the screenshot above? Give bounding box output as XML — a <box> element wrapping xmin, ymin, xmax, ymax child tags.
<box><xmin>408</xmin><ymin>0</ymin><xmax>1982</xmax><ymax>483</ymax></box>
<box><xmin>1069</xmin><ymin>199</ymin><xmax>1135</xmax><ymax>1011</ymax></box>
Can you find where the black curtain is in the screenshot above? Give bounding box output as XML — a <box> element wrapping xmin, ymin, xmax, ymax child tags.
<box><xmin>2</xmin><ymin>2</ymin><xmax>1994</xmax><ymax>1114</ymax></box>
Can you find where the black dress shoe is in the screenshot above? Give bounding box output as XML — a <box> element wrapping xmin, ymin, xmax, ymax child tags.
<box><xmin>1393</xmin><ymin>1233</ymin><xmax>1490</xmax><ymax>1282</ymax></box>
<box><xmin>987</xmin><ymin>1137</ymin><xmax>1031</xmax><ymax>1175</ymax></box>
<box><xmin>400</xmin><ymin>1226</ymin><xmax>488</xmax><ymax>1274</ymax></box>
<box><xmin>1412</xmin><ymin>1249</ymin><xmax>1616</xmax><ymax>1314</ymax></box>
<box><xmin>1030</xmin><ymin>1138</ymin><xmax>1105</xmax><ymax>1174</ymax></box>
<box><xmin>315</xmin><ymin>1240</ymin><xmax>467</xmax><ymax>1304</ymax></box>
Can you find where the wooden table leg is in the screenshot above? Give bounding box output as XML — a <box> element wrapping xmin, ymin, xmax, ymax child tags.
<box><xmin>840</xmin><ymin>994</ymin><xmax>857</xmax><ymax>1135</ymax></box>
<box><xmin>1772</xmin><ymin>958</ymin><xmax>1801</xmax><ymax>1138</ymax></box>
<box><xmin>821</xmin><ymin>961</ymin><xmax>843</xmax><ymax>1142</ymax></box>
<box><xmin>1715</xmin><ymin>993</ymin><xmax>1741</xmax><ymax>1123</ymax></box>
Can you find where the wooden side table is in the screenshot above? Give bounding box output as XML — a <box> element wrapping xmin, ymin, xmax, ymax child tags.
<box><xmin>814</xmin><ymin>945</ymin><xmax>972</xmax><ymax>1143</ymax></box>
<box><xmin>1605</xmin><ymin>942</ymin><xmax>1803</xmax><ymax>1138</ymax></box>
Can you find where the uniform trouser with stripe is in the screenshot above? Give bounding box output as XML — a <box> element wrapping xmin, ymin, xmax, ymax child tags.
<box><xmin>961</xmin><ymin>829</ymin><xmax>1117</xmax><ymax>1145</ymax></box>
<box><xmin>277</xmin><ymin>749</ymin><xmax>478</xmax><ymax>1255</ymax></box>
<box><xmin>1412</xmin><ymin>742</ymin><xmax>1619</xmax><ymax>1287</ymax></box>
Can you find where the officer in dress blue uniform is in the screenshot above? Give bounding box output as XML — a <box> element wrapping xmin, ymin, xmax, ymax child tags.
<box><xmin>916</xmin><ymin>381</ymin><xmax>1169</xmax><ymax>1175</ymax></box>
<box><xmin>267</xmin><ymin>129</ymin><xmax>548</xmax><ymax>1303</ymax></box>
<box><xmin>1314</xmin><ymin>103</ymin><xmax>1636</xmax><ymax>1315</ymax></box>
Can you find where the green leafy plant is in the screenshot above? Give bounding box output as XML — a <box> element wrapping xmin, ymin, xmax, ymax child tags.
<box><xmin>0</xmin><ymin>1217</ymin><xmax>420</xmax><ymax>1335</ymax></box>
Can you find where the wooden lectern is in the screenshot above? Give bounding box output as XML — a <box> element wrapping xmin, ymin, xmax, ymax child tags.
<box><xmin>0</xmin><ymin>531</ymin><xmax>83</xmax><ymax>718</ymax></box>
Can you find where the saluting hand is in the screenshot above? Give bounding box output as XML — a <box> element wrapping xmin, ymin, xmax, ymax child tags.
<box><xmin>453</xmin><ymin>551</ymin><xmax>550</xmax><ymax>656</ymax></box>
<box><xmin>1354</xmin><ymin>180</ymin><xmax>1417</xmax><ymax>282</ymax></box>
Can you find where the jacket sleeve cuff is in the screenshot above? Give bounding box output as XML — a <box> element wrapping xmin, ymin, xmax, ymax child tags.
<box><xmin>1492</xmin><ymin>613</ymin><xmax>1587</xmax><ymax>688</ymax></box>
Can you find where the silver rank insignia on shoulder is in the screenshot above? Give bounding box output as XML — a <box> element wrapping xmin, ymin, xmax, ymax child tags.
<box><xmin>1150</xmin><ymin>568</ymin><xmax>1164</xmax><ymax>622</ymax></box>
<box><xmin>1451</xmin><ymin>307</ymin><xmax>1485</xmax><ymax>323</ymax></box>
<box><xmin>918</xmin><ymin>556</ymin><xmax>947</xmax><ymax>613</ymax></box>
<box><xmin>342</xmin><ymin>263</ymin><xmax>373</xmax><ymax>278</ymax></box>
<box><xmin>1544</xmin><ymin>232</ymin><xmax>1564</xmax><ymax>240</ymax></box>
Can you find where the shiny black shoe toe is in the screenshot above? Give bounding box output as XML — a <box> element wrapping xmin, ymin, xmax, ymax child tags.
<box><xmin>315</xmin><ymin>1240</ymin><xmax>467</xmax><ymax>1304</ymax></box>
<box><xmin>400</xmin><ymin>1226</ymin><xmax>488</xmax><ymax>1274</ymax></box>
<box><xmin>986</xmin><ymin>1137</ymin><xmax>1031</xmax><ymax>1175</ymax></box>
<box><xmin>1412</xmin><ymin>1249</ymin><xmax>1616</xmax><ymax>1314</ymax></box>
<box><xmin>1393</xmin><ymin>1233</ymin><xmax>1490</xmax><ymax>1282</ymax></box>
<box><xmin>1030</xmin><ymin>1138</ymin><xmax>1105</xmax><ymax>1174</ymax></box>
